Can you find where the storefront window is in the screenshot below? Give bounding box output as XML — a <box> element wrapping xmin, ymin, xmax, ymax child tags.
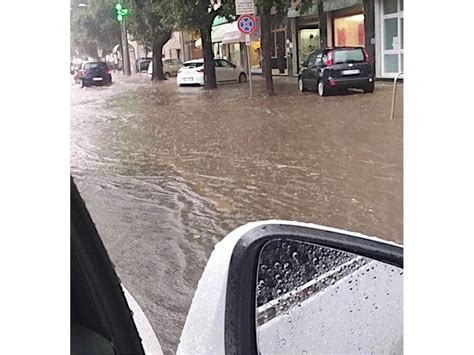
<box><xmin>334</xmin><ymin>14</ymin><xmax>365</xmax><ymax>47</ymax></box>
<box><xmin>272</xmin><ymin>30</ymin><xmax>286</xmax><ymax>58</ymax></box>
<box><xmin>383</xmin><ymin>0</ymin><xmax>397</xmax><ymax>14</ymax></box>
<box><xmin>384</xmin><ymin>54</ymin><xmax>398</xmax><ymax>73</ymax></box>
<box><xmin>228</xmin><ymin>43</ymin><xmax>241</xmax><ymax>66</ymax></box>
<box><xmin>381</xmin><ymin>0</ymin><xmax>403</xmax><ymax>75</ymax></box>
<box><xmin>383</xmin><ymin>18</ymin><xmax>398</xmax><ymax>50</ymax></box>
<box><xmin>249</xmin><ymin>40</ymin><xmax>261</xmax><ymax>70</ymax></box>
<box><xmin>400</xmin><ymin>18</ymin><xmax>404</xmax><ymax>49</ymax></box>
<box><xmin>298</xmin><ymin>29</ymin><xmax>319</xmax><ymax>64</ymax></box>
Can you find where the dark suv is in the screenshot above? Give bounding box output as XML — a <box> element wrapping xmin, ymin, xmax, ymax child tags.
<box><xmin>79</xmin><ymin>61</ymin><xmax>112</xmax><ymax>88</ymax></box>
<box><xmin>298</xmin><ymin>47</ymin><xmax>374</xmax><ymax>96</ymax></box>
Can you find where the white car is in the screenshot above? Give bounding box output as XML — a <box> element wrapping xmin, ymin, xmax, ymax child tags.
<box><xmin>147</xmin><ymin>58</ymin><xmax>183</xmax><ymax>78</ymax></box>
<box><xmin>176</xmin><ymin>58</ymin><xmax>247</xmax><ymax>86</ymax></box>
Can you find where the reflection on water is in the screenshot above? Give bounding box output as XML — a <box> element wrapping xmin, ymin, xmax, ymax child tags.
<box><xmin>71</xmin><ymin>75</ymin><xmax>403</xmax><ymax>354</ymax></box>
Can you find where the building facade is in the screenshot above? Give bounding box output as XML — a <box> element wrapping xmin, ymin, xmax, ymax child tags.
<box><xmin>186</xmin><ymin>0</ymin><xmax>404</xmax><ymax>79</ymax></box>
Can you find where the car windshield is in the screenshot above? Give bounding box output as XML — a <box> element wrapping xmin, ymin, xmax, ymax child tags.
<box><xmin>70</xmin><ymin>2</ymin><xmax>403</xmax><ymax>354</ymax></box>
<box><xmin>333</xmin><ymin>49</ymin><xmax>365</xmax><ymax>64</ymax></box>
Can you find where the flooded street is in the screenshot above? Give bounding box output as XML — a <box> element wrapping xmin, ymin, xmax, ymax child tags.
<box><xmin>71</xmin><ymin>74</ymin><xmax>402</xmax><ymax>354</ymax></box>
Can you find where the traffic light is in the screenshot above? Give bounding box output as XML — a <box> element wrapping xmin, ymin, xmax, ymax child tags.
<box><xmin>115</xmin><ymin>3</ymin><xmax>129</xmax><ymax>22</ymax></box>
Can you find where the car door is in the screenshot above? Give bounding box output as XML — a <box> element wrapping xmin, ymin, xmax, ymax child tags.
<box><xmin>220</xmin><ymin>59</ymin><xmax>238</xmax><ymax>81</ymax></box>
<box><xmin>214</xmin><ymin>59</ymin><xmax>225</xmax><ymax>82</ymax></box>
<box><xmin>172</xmin><ymin>59</ymin><xmax>183</xmax><ymax>76</ymax></box>
<box><xmin>302</xmin><ymin>51</ymin><xmax>322</xmax><ymax>90</ymax></box>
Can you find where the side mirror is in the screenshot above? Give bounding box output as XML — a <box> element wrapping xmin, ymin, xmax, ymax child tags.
<box><xmin>177</xmin><ymin>221</ymin><xmax>403</xmax><ymax>355</ymax></box>
<box><xmin>225</xmin><ymin>223</ymin><xmax>403</xmax><ymax>355</ymax></box>
<box><xmin>300</xmin><ymin>61</ymin><xmax>307</xmax><ymax>67</ymax></box>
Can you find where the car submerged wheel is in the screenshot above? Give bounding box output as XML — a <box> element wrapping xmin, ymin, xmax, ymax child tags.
<box><xmin>318</xmin><ymin>80</ymin><xmax>330</xmax><ymax>97</ymax></box>
<box><xmin>298</xmin><ymin>77</ymin><xmax>305</xmax><ymax>92</ymax></box>
<box><xmin>238</xmin><ymin>73</ymin><xmax>247</xmax><ymax>83</ymax></box>
<box><xmin>165</xmin><ymin>72</ymin><xmax>171</xmax><ymax>79</ymax></box>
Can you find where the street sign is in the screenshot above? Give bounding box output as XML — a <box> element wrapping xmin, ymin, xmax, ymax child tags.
<box><xmin>235</xmin><ymin>0</ymin><xmax>255</xmax><ymax>15</ymax></box>
<box><xmin>237</xmin><ymin>14</ymin><xmax>256</xmax><ymax>35</ymax></box>
<box><xmin>245</xmin><ymin>34</ymin><xmax>251</xmax><ymax>46</ymax></box>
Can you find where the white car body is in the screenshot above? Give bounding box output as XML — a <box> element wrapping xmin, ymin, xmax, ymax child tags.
<box><xmin>176</xmin><ymin>58</ymin><xmax>247</xmax><ymax>86</ymax></box>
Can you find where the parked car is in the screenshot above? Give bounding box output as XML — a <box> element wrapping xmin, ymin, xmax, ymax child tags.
<box><xmin>71</xmin><ymin>177</ymin><xmax>403</xmax><ymax>355</ymax></box>
<box><xmin>136</xmin><ymin>57</ymin><xmax>152</xmax><ymax>72</ymax></box>
<box><xmin>78</xmin><ymin>61</ymin><xmax>112</xmax><ymax>88</ymax></box>
<box><xmin>176</xmin><ymin>58</ymin><xmax>247</xmax><ymax>86</ymax></box>
<box><xmin>147</xmin><ymin>58</ymin><xmax>183</xmax><ymax>78</ymax></box>
<box><xmin>298</xmin><ymin>47</ymin><xmax>374</xmax><ymax>96</ymax></box>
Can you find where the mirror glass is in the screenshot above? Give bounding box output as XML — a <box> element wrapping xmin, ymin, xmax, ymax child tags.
<box><xmin>256</xmin><ymin>239</ymin><xmax>403</xmax><ymax>355</ymax></box>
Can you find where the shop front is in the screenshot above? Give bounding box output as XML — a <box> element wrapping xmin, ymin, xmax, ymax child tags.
<box><xmin>374</xmin><ymin>0</ymin><xmax>403</xmax><ymax>77</ymax></box>
<box><xmin>215</xmin><ymin>18</ymin><xmax>261</xmax><ymax>74</ymax></box>
<box><xmin>323</xmin><ymin>0</ymin><xmax>365</xmax><ymax>48</ymax></box>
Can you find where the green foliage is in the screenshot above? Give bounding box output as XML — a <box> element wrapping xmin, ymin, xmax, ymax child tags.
<box><xmin>126</xmin><ymin>0</ymin><xmax>174</xmax><ymax>47</ymax></box>
<box><xmin>70</xmin><ymin>0</ymin><xmax>121</xmax><ymax>58</ymax></box>
<box><xmin>172</xmin><ymin>0</ymin><xmax>235</xmax><ymax>32</ymax></box>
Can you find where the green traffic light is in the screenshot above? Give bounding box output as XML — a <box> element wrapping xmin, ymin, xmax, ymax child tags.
<box><xmin>115</xmin><ymin>3</ymin><xmax>122</xmax><ymax>11</ymax></box>
<box><xmin>117</xmin><ymin>14</ymin><xmax>123</xmax><ymax>22</ymax></box>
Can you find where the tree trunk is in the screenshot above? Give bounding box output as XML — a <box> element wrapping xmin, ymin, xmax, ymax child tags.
<box><xmin>260</xmin><ymin>7</ymin><xmax>275</xmax><ymax>96</ymax></box>
<box><xmin>151</xmin><ymin>31</ymin><xmax>172</xmax><ymax>81</ymax></box>
<box><xmin>200</xmin><ymin>22</ymin><xmax>217</xmax><ymax>90</ymax></box>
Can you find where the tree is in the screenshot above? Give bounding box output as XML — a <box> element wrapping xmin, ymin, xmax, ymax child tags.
<box><xmin>254</xmin><ymin>0</ymin><xmax>287</xmax><ymax>96</ymax></box>
<box><xmin>71</xmin><ymin>0</ymin><xmax>121</xmax><ymax>59</ymax></box>
<box><xmin>255</xmin><ymin>0</ymin><xmax>313</xmax><ymax>96</ymax></box>
<box><xmin>173</xmin><ymin>0</ymin><xmax>235</xmax><ymax>89</ymax></box>
<box><xmin>127</xmin><ymin>0</ymin><xmax>173</xmax><ymax>81</ymax></box>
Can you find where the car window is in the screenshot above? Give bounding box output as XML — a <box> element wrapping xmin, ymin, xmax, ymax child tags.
<box><xmin>306</xmin><ymin>52</ymin><xmax>317</xmax><ymax>66</ymax></box>
<box><xmin>183</xmin><ymin>62</ymin><xmax>203</xmax><ymax>68</ymax></box>
<box><xmin>315</xmin><ymin>53</ymin><xmax>323</xmax><ymax>66</ymax></box>
<box><xmin>220</xmin><ymin>60</ymin><xmax>234</xmax><ymax>68</ymax></box>
<box><xmin>333</xmin><ymin>48</ymin><xmax>365</xmax><ymax>64</ymax></box>
<box><xmin>84</xmin><ymin>62</ymin><xmax>107</xmax><ymax>70</ymax></box>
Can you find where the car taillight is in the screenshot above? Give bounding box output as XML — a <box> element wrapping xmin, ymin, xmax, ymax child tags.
<box><xmin>362</xmin><ymin>48</ymin><xmax>369</xmax><ymax>62</ymax></box>
<box><xmin>324</xmin><ymin>50</ymin><xmax>333</xmax><ymax>66</ymax></box>
<box><xmin>197</xmin><ymin>68</ymin><xmax>204</xmax><ymax>73</ymax></box>
<box><xmin>107</xmin><ymin>69</ymin><xmax>111</xmax><ymax>74</ymax></box>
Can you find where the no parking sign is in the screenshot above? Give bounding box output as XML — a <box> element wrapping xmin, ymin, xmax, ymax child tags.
<box><xmin>237</xmin><ymin>14</ymin><xmax>256</xmax><ymax>34</ymax></box>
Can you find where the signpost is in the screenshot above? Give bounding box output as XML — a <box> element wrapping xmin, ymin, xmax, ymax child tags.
<box><xmin>238</xmin><ymin>14</ymin><xmax>256</xmax><ymax>98</ymax></box>
<box><xmin>235</xmin><ymin>0</ymin><xmax>255</xmax><ymax>15</ymax></box>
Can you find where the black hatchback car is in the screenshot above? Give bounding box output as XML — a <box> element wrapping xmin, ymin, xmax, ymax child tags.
<box><xmin>298</xmin><ymin>47</ymin><xmax>374</xmax><ymax>96</ymax></box>
<box><xmin>79</xmin><ymin>61</ymin><xmax>112</xmax><ymax>88</ymax></box>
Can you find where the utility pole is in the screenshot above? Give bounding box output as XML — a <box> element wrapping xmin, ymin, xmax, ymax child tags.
<box><xmin>121</xmin><ymin>19</ymin><xmax>131</xmax><ymax>75</ymax></box>
<box><xmin>116</xmin><ymin>2</ymin><xmax>131</xmax><ymax>75</ymax></box>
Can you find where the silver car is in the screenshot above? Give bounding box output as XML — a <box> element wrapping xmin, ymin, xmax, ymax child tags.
<box><xmin>147</xmin><ymin>58</ymin><xmax>183</xmax><ymax>78</ymax></box>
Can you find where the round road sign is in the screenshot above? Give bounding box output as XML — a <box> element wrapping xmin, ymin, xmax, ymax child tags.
<box><xmin>237</xmin><ymin>14</ymin><xmax>256</xmax><ymax>34</ymax></box>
